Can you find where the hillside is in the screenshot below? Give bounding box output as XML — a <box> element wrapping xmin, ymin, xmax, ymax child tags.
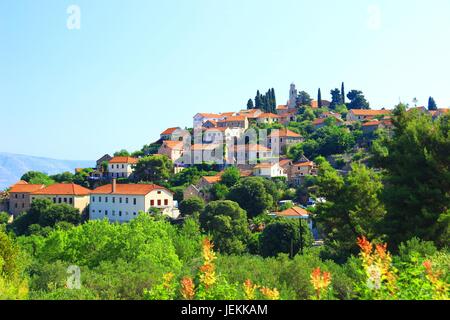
<box><xmin>0</xmin><ymin>152</ymin><xmax>94</xmax><ymax>190</ymax></box>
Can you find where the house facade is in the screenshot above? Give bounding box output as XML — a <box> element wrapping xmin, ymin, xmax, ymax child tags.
<box><xmin>90</xmin><ymin>180</ymin><xmax>176</xmax><ymax>222</ymax></box>
<box><xmin>252</xmin><ymin>162</ymin><xmax>287</xmax><ymax>178</ymax></box>
<box><xmin>31</xmin><ymin>183</ymin><xmax>91</xmax><ymax>214</ymax></box>
<box><xmin>108</xmin><ymin>156</ymin><xmax>138</xmax><ymax>179</ymax></box>
<box><xmin>8</xmin><ymin>182</ymin><xmax>45</xmax><ymax>216</ymax></box>
<box><xmin>158</xmin><ymin>140</ymin><xmax>184</xmax><ymax>162</ymax></box>
<box><xmin>346</xmin><ymin>109</ymin><xmax>392</xmax><ymax>122</ymax></box>
<box><xmin>217</xmin><ymin>116</ymin><xmax>249</xmax><ymax>130</ymax></box>
<box><xmin>268</xmin><ymin>129</ymin><xmax>303</xmax><ymax>155</ymax></box>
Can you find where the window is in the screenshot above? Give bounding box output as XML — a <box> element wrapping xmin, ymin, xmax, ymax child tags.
<box><xmin>133</xmin><ymin>198</ymin><xmax>136</xmax><ymax>205</ymax></box>
<box><xmin>15</xmin><ymin>203</ymin><xmax>18</xmax><ymax>208</ymax></box>
<box><xmin>126</xmin><ymin>198</ymin><xmax>129</xmax><ymax>204</ymax></box>
<box><xmin>164</xmin><ymin>199</ymin><xmax>168</xmax><ymax>206</ymax></box>
<box><xmin>69</xmin><ymin>198</ymin><xmax>73</xmax><ymax>204</ymax></box>
<box><xmin>92</xmin><ymin>196</ymin><xmax>95</xmax><ymax>202</ymax></box>
<box><xmin>64</xmin><ymin>198</ymin><xmax>67</xmax><ymax>203</ymax></box>
<box><xmin>105</xmin><ymin>197</ymin><xmax>108</xmax><ymax>203</ymax></box>
<box><xmin>53</xmin><ymin>197</ymin><xmax>57</xmax><ymax>203</ymax></box>
<box><xmin>112</xmin><ymin>197</ymin><xmax>115</xmax><ymax>203</ymax></box>
<box><xmin>22</xmin><ymin>194</ymin><xmax>25</xmax><ymax>199</ymax></box>
<box><xmin>133</xmin><ymin>212</ymin><xmax>137</xmax><ymax>216</ymax></box>
<box><xmin>22</xmin><ymin>203</ymin><xmax>25</xmax><ymax>208</ymax></box>
<box><xmin>122</xmin><ymin>164</ymin><xmax>124</xmax><ymax>169</ymax></box>
<box><xmin>92</xmin><ymin>210</ymin><xmax>96</xmax><ymax>213</ymax></box>
<box><xmin>99</xmin><ymin>196</ymin><xmax>102</xmax><ymax>202</ymax></box>
<box><xmin>157</xmin><ymin>200</ymin><xmax>161</xmax><ymax>206</ymax></box>
<box><xmin>157</xmin><ymin>191</ymin><xmax>161</xmax><ymax>194</ymax></box>
<box><xmin>150</xmin><ymin>200</ymin><xmax>154</xmax><ymax>206</ymax></box>
<box><xmin>119</xmin><ymin>211</ymin><xmax>122</xmax><ymax>217</ymax></box>
<box><xmin>15</xmin><ymin>194</ymin><xmax>18</xmax><ymax>199</ymax></box>
<box><xmin>58</xmin><ymin>198</ymin><xmax>62</xmax><ymax>204</ymax></box>
<box><xmin>119</xmin><ymin>197</ymin><xmax>122</xmax><ymax>204</ymax></box>
<box><xmin>105</xmin><ymin>210</ymin><xmax>108</xmax><ymax>216</ymax></box>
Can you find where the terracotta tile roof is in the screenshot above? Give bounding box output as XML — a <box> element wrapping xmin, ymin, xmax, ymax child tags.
<box><xmin>269</xmin><ymin>128</ymin><xmax>302</xmax><ymax>138</ymax></box>
<box><xmin>15</xmin><ymin>180</ymin><xmax>28</xmax><ymax>185</ymax></box>
<box><xmin>91</xmin><ymin>183</ymin><xmax>171</xmax><ymax>195</ymax></box>
<box><xmin>257</xmin><ymin>113</ymin><xmax>280</xmax><ymax>119</ymax></box>
<box><xmin>220</xmin><ymin>115</ymin><xmax>247</xmax><ymax>122</ymax></box>
<box><xmin>293</xmin><ymin>161</ymin><xmax>314</xmax><ymax>167</ymax></box>
<box><xmin>239</xmin><ymin>170</ymin><xmax>253</xmax><ymax>177</ymax></box>
<box><xmin>196</xmin><ymin>113</ymin><xmax>222</xmax><ymax>118</ymax></box>
<box><xmin>276</xmin><ymin>105</ymin><xmax>288</xmax><ymax>110</ymax></box>
<box><xmin>279</xmin><ymin>159</ymin><xmax>293</xmax><ymax>167</ymax></box>
<box><xmin>221</xmin><ymin>112</ymin><xmax>236</xmax><ymax>117</ymax></box>
<box><xmin>9</xmin><ymin>184</ymin><xmax>45</xmax><ymax>193</ymax></box>
<box><xmin>349</xmin><ymin>109</ymin><xmax>391</xmax><ymax>116</ymax></box>
<box><xmin>161</xmin><ymin>127</ymin><xmax>180</xmax><ymax>135</ymax></box>
<box><xmin>162</xmin><ymin>140</ymin><xmax>184</xmax><ymax>149</ymax></box>
<box><xmin>109</xmin><ymin>156</ymin><xmax>139</xmax><ymax>164</ymax></box>
<box><xmin>239</xmin><ymin>109</ymin><xmax>262</xmax><ymax>115</ymax></box>
<box><xmin>32</xmin><ymin>183</ymin><xmax>91</xmax><ymax>196</ymax></box>
<box><xmin>313</xmin><ymin>118</ymin><xmax>326</xmax><ymax>125</ymax></box>
<box><xmin>202</xmin><ymin>176</ymin><xmax>222</xmax><ymax>184</ymax></box>
<box><xmin>362</xmin><ymin>120</ymin><xmax>381</xmax><ymax>127</ymax></box>
<box><xmin>276</xmin><ymin>206</ymin><xmax>309</xmax><ymax>217</ymax></box>
<box><xmin>254</xmin><ymin>163</ymin><xmax>275</xmax><ymax>169</ymax></box>
<box><xmin>191</xmin><ymin>143</ymin><xmax>221</xmax><ymax>151</ymax></box>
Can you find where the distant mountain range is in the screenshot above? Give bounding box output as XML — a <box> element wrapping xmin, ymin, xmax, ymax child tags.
<box><xmin>0</xmin><ymin>152</ymin><xmax>94</xmax><ymax>190</ymax></box>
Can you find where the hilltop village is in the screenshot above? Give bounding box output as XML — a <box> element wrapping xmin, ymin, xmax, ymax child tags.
<box><xmin>1</xmin><ymin>83</ymin><xmax>448</xmax><ymax>239</ymax></box>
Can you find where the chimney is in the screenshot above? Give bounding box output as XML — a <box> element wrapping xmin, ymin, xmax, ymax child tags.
<box><xmin>112</xmin><ymin>178</ymin><xmax>117</xmax><ymax>193</ymax></box>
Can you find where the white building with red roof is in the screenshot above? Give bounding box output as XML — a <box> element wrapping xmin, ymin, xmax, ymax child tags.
<box><xmin>90</xmin><ymin>180</ymin><xmax>176</xmax><ymax>221</ymax></box>
<box><xmin>108</xmin><ymin>156</ymin><xmax>138</xmax><ymax>179</ymax></box>
<box><xmin>31</xmin><ymin>183</ymin><xmax>91</xmax><ymax>214</ymax></box>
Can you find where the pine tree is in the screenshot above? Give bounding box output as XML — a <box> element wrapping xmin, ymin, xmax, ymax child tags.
<box><xmin>247</xmin><ymin>99</ymin><xmax>254</xmax><ymax>110</ymax></box>
<box><xmin>318</xmin><ymin>88</ymin><xmax>323</xmax><ymax>108</ymax></box>
<box><xmin>427</xmin><ymin>97</ymin><xmax>438</xmax><ymax>111</ymax></box>
<box><xmin>341</xmin><ymin>82</ymin><xmax>346</xmax><ymax>104</ymax></box>
<box><xmin>330</xmin><ymin>89</ymin><xmax>342</xmax><ymax>110</ymax></box>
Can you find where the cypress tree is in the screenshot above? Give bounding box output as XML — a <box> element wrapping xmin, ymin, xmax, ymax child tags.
<box><xmin>255</xmin><ymin>91</ymin><xmax>262</xmax><ymax>109</ymax></box>
<box><xmin>428</xmin><ymin>97</ymin><xmax>438</xmax><ymax>111</ymax></box>
<box><xmin>318</xmin><ymin>88</ymin><xmax>323</xmax><ymax>108</ymax></box>
<box><xmin>341</xmin><ymin>82</ymin><xmax>346</xmax><ymax>104</ymax></box>
<box><xmin>247</xmin><ymin>99</ymin><xmax>254</xmax><ymax>110</ymax></box>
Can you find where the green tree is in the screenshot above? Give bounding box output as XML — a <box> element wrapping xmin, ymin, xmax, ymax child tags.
<box><xmin>314</xmin><ymin>162</ymin><xmax>386</xmax><ymax>261</ymax></box>
<box><xmin>259</xmin><ymin>219</ymin><xmax>313</xmax><ymax>258</ymax></box>
<box><xmin>228</xmin><ymin>177</ymin><xmax>274</xmax><ymax>218</ymax></box>
<box><xmin>114</xmin><ymin>149</ymin><xmax>131</xmax><ymax>157</ymax></box>
<box><xmin>50</xmin><ymin>172</ymin><xmax>75</xmax><ymax>183</ymax></box>
<box><xmin>317</xmin><ymin>88</ymin><xmax>322</xmax><ymax>108</ymax></box>
<box><xmin>247</xmin><ymin>99</ymin><xmax>254</xmax><ymax>110</ymax></box>
<box><xmin>220</xmin><ymin>167</ymin><xmax>240</xmax><ymax>187</ymax></box>
<box><xmin>210</xmin><ymin>183</ymin><xmax>230</xmax><ymax>201</ymax></box>
<box><xmin>373</xmin><ymin>105</ymin><xmax>450</xmax><ymax>248</ymax></box>
<box><xmin>199</xmin><ymin>200</ymin><xmax>250</xmax><ymax>254</ymax></box>
<box><xmin>347</xmin><ymin>90</ymin><xmax>370</xmax><ymax>110</ymax></box>
<box><xmin>133</xmin><ymin>155</ymin><xmax>174</xmax><ymax>184</ymax></box>
<box><xmin>330</xmin><ymin>88</ymin><xmax>342</xmax><ymax>110</ymax></box>
<box><xmin>20</xmin><ymin>171</ymin><xmax>54</xmax><ymax>186</ymax></box>
<box><xmin>179</xmin><ymin>197</ymin><xmax>205</xmax><ymax>216</ymax></box>
<box><xmin>0</xmin><ymin>212</ymin><xmax>10</xmax><ymax>225</ymax></box>
<box><xmin>341</xmin><ymin>82</ymin><xmax>346</xmax><ymax>104</ymax></box>
<box><xmin>427</xmin><ymin>96</ymin><xmax>438</xmax><ymax>111</ymax></box>
<box><xmin>297</xmin><ymin>91</ymin><xmax>312</xmax><ymax>107</ymax></box>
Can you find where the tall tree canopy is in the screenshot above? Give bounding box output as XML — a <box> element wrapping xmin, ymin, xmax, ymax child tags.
<box><xmin>427</xmin><ymin>96</ymin><xmax>438</xmax><ymax>111</ymax></box>
<box><xmin>330</xmin><ymin>88</ymin><xmax>342</xmax><ymax>110</ymax></box>
<box><xmin>341</xmin><ymin>82</ymin><xmax>346</xmax><ymax>104</ymax></box>
<box><xmin>199</xmin><ymin>200</ymin><xmax>250</xmax><ymax>254</ymax></box>
<box><xmin>297</xmin><ymin>91</ymin><xmax>312</xmax><ymax>107</ymax></box>
<box><xmin>314</xmin><ymin>161</ymin><xmax>386</xmax><ymax>261</ymax></box>
<box><xmin>372</xmin><ymin>105</ymin><xmax>450</xmax><ymax>248</ymax></box>
<box><xmin>347</xmin><ymin>90</ymin><xmax>370</xmax><ymax>110</ymax></box>
<box><xmin>133</xmin><ymin>155</ymin><xmax>174</xmax><ymax>185</ymax></box>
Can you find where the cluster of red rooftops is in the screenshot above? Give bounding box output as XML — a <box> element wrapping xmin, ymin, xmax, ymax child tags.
<box><xmin>5</xmin><ymin>84</ymin><xmax>448</xmax><ymax>221</ymax></box>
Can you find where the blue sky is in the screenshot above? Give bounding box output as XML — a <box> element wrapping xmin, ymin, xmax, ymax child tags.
<box><xmin>1</xmin><ymin>0</ymin><xmax>449</xmax><ymax>160</ymax></box>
